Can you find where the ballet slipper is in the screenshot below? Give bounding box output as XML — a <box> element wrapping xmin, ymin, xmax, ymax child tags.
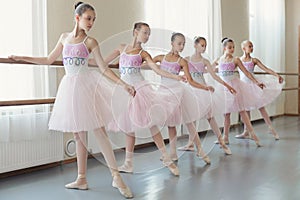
<box><xmin>177</xmin><ymin>144</ymin><xmax>195</xmax><ymax>151</ymax></box>
<box><xmin>268</xmin><ymin>126</ymin><xmax>280</xmax><ymax>140</ymax></box>
<box><xmin>118</xmin><ymin>161</ymin><xmax>133</xmax><ymax>173</ymax></box>
<box><xmin>235</xmin><ymin>131</ymin><xmax>250</xmax><ymax>139</ymax></box>
<box><xmin>219</xmin><ymin>139</ymin><xmax>232</xmax><ymax>155</ymax></box>
<box><xmin>65</xmin><ymin>174</ymin><xmax>88</xmax><ymax>190</ymax></box>
<box><xmin>249</xmin><ymin>131</ymin><xmax>262</xmax><ymax>147</ymax></box>
<box><xmin>162</xmin><ymin>158</ymin><xmax>180</xmax><ymax>176</ymax></box>
<box><xmin>196</xmin><ymin>148</ymin><xmax>211</xmax><ymax>164</ymax></box>
<box><xmin>112</xmin><ymin>173</ymin><xmax>133</xmax><ymax>199</ymax></box>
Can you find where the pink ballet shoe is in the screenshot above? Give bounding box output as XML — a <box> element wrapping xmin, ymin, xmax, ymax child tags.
<box><xmin>162</xmin><ymin>159</ymin><xmax>180</xmax><ymax>176</ymax></box>
<box><xmin>249</xmin><ymin>131</ymin><xmax>262</xmax><ymax>147</ymax></box>
<box><xmin>235</xmin><ymin>131</ymin><xmax>250</xmax><ymax>139</ymax></box>
<box><xmin>219</xmin><ymin>140</ymin><xmax>232</xmax><ymax>155</ymax></box>
<box><xmin>112</xmin><ymin>174</ymin><xmax>133</xmax><ymax>199</ymax></box>
<box><xmin>268</xmin><ymin>126</ymin><xmax>280</xmax><ymax>140</ymax></box>
<box><xmin>118</xmin><ymin>162</ymin><xmax>133</xmax><ymax>173</ymax></box>
<box><xmin>177</xmin><ymin>144</ymin><xmax>195</xmax><ymax>151</ymax></box>
<box><xmin>65</xmin><ymin>174</ymin><xmax>88</xmax><ymax>190</ymax></box>
<box><xmin>196</xmin><ymin>149</ymin><xmax>211</xmax><ymax>164</ymax></box>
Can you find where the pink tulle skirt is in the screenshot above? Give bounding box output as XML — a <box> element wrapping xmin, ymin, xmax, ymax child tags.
<box><xmin>240</xmin><ymin>75</ymin><xmax>284</xmax><ymax>110</ymax></box>
<box><xmin>191</xmin><ymin>74</ymin><xmax>226</xmax><ymax>118</ymax></box>
<box><xmin>48</xmin><ymin>70</ymin><xmax>120</xmax><ymax>132</ymax></box>
<box><xmin>157</xmin><ymin>78</ymin><xmax>211</xmax><ymax>126</ymax></box>
<box><xmin>217</xmin><ymin>73</ymin><xmax>263</xmax><ymax>114</ymax></box>
<box><xmin>109</xmin><ymin>80</ymin><xmax>179</xmax><ymax>133</ymax></box>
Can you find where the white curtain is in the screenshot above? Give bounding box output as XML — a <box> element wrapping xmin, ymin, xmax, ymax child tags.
<box><xmin>0</xmin><ymin>0</ymin><xmax>52</xmax><ymax>142</ymax></box>
<box><xmin>249</xmin><ymin>0</ymin><xmax>285</xmax><ymax>72</ymax></box>
<box><xmin>144</xmin><ymin>0</ymin><xmax>222</xmax><ymax>61</ymax></box>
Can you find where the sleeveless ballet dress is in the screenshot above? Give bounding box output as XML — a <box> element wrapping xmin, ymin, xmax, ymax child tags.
<box><xmin>157</xmin><ymin>56</ymin><xmax>210</xmax><ymax>126</ymax></box>
<box><xmin>217</xmin><ymin>58</ymin><xmax>262</xmax><ymax>114</ymax></box>
<box><xmin>238</xmin><ymin>59</ymin><xmax>283</xmax><ymax>110</ymax></box>
<box><xmin>188</xmin><ymin>58</ymin><xmax>225</xmax><ymax>118</ymax></box>
<box><xmin>48</xmin><ymin>37</ymin><xmax>117</xmax><ymax>132</ymax></box>
<box><xmin>109</xmin><ymin>47</ymin><xmax>177</xmax><ymax>133</ymax></box>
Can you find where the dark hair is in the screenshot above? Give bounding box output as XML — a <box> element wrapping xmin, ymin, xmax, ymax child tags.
<box><xmin>171</xmin><ymin>32</ymin><xmax>185</xmax><ymax>42</ymax></box>
<box><xmin>133</xmin><ymin>22</ymin><xmax>150</xmax><ymax>35</ymax></box>
<box><xmin>194</xmin><ymin>36</ymin><xmax>206</xmax><ymax>44</ymax></box>
<box><xmin>74</xmin><ymin>2</ymin><xmax>94</xmax><ymax>16</ymax></box>
<box><xmin>133</xmin><ymin>22</ymin><xmax>150</xmax><ymax>31</ymax></box>
<box><xmin>221</xmin><ymin>37</ymin><xmax>234</xmax><ymax>48</ymax></box>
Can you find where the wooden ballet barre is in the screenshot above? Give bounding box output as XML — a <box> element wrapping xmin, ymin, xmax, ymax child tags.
<box><xmin>0</xmin><ymin>58</ymin><xmax>63</xmax><ymax>66</ymax></box>
<box><xmin>282</xmin><ymin>87</ymin><xmax>300</xmax><ymax>91</ymax></box>
<box><xmin>0</xmin><ymin>98</ymin><xmax>55</xmax><ymax>107</ymax></box>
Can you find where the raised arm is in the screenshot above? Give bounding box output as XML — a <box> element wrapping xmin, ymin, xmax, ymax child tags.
<box><xmin>148</xmin><ymin>53</ymin><xmax>185</xmax><ymax>81</ymax></box>
<box><xmin>181</xmin><ymin>59</ymin><xmax>214</xmax><ymax>92</ymax></box>
<box><xmin>204</xmin><ymin>59</ymin><xmax>236</xmax><ymax>94</ymax></box>
<box><xmin>254</xmin><ymin>58</ymin><xmax>284</xmax><ymax>83</ymax></box>
<box><xmin>235</xmin><ymin>57</ymin><xmax>265</xmax><ymax>89</ymax></box>
<box><xmin>8</xmin><ymin>33</ymin><xmax>65</xmax><ymax>65</ymax></box>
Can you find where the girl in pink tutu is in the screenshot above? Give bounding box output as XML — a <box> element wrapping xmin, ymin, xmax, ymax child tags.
<box><xmin>153</xmin><ymin>33</ymin><xmax>215</xmax><ymax>164</ymax></box>
<box><xmin>105</xmin><ymin>22</ymin><xmax>185</xmax><ymax>176</ymax></box>
<box><xmin>235</xmin><ymin>40</ymin><xmax>284</xmax><ymax>140</ymax></box>
<box><xmin>9</xmin><ymin>2</ymin><xmax>134</xmax><ymax>198</ymax></box>
<box><xmin>178</xmin><ymin>36</ymin><xmax>236</xmax><ymax>155</ymax></box>
<box><xmin>212</xmin><ymin>38</ymin><xmax>265</xmax><ymax>147</ymax></box>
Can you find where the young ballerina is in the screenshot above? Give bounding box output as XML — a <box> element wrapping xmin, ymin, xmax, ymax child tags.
<box><xmin>104</xmin><ymin>22</ymin><xmax>185</xmax><ymax>175</ymax></box>
<box><xmin>178</xmin><ymin>36</ymin><xmax>236</xmax><ymax>155</ymax></box>
<box><xmin>153</xmin><ymin>33</ymin><xmax>215</xmax><ymax>164</ymax></box>
<box><xmin>212</xmin><ymin>38</ymin><xmax>265</xmax><ymax>147</ymax></box>
<box><xmin>9</xmin><ymin>2</ymin><xmax>134</xmax><ymax>198</ymax></box>
<box><xmin>235</xmin><ymin>40</ymin><xmax>284</xmax><ymax>140</ymax></box>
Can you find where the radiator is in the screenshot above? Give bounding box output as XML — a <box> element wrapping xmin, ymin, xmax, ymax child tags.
<box><xmin>0</xmin><ymin>132</ymin><xmax>64</xmax><ymax>173</ymax></box>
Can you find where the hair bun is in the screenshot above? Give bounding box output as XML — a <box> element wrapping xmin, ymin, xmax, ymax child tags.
<box><xmin>75</xmin><ymin>1</ymin><xmax>84</xmax><ymax>10</ymax></box>
<box><xmin>221</xmin><ymin>37</ymin><xmax>228</xmax><ymax>43</ymax></box>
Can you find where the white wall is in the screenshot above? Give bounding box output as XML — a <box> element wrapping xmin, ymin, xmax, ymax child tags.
<box><xmin>285</xmin><ymin>0</ymin><xmax>299</xmax><ymax>114</ymax></box>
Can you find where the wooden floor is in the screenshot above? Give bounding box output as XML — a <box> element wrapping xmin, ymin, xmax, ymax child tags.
<box><xmin>0</xmin><ymin>116</ymin><xmax>300</xmax><ymax>200</ymax></box>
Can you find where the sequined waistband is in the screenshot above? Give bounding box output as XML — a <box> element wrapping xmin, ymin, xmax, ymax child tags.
<box><xmin>120</xmin><ymin>67</ymin><xmax>141</xmax><ymax>75</ymax></box>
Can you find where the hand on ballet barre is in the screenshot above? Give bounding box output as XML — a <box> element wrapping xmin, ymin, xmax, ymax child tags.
<box><xmin>8</xmin><ymin>55</ymin><xmax>20</xmax><ymax>61</ymax></box>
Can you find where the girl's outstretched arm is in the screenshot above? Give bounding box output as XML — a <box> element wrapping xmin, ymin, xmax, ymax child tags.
<box><xmin>235</xmin><ymin>57</ymin><xmax>265</xmax><ymax>89</ymax></box>
<box><xmin>181</xmin><ymin>58</ymin><xmax>214</xmax><ymax>92</ymax></box>
<box><xmin>90</xmin><ymin>39</ymin><xmax>135</xmax><ymax>96</ymax></box>
<box><xmin>9</xmin><ymin>33</ymin><xmax>65</xmax><ymax>65</ymax></box>
<box><xmin>204</xmin><ymin>58</ymin><xmax>236</xmax><ymax>94</ymax></box>
<box><xmin>254</xmin><ymin>58</ymin><xmax>284</xmax><ymax>83</ymax></box>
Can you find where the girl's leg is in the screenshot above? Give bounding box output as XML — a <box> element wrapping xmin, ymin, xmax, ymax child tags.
<box><xmin>239</xmin><ymin>110</ymin><xmax>262</xmax><ymax>147</ymax></box>
<box><xmin>207</xmin><ymin>117</ymin><xmax>232</xmax><ymax>155</ymax></box>
<box><xmin>223</xmin><ymin>113</ymin><xmax>231</xmax><ymax>144</ymax></box>
<box><xmin>167</xmin><ymin>126</ymin><xmax>178</xmax><ymax>160</ymax></box>
<box><xmin>65</xmin><ymin>132</ymin><xmax>88</xmax><ymax>190</ymax></box>
<box><xmin>150</xmin><ymin>126</ymin><xmax>179</xmax><ymax>176</ymax></box>
<box><xmin>186</xmin><ymin>122</ymin><xmax>210</xmax><ymax>164</ymax></box>
<box><xmin>177</xmin><ymin>121</ymin><xmax>195</xmax><ymax>151</ymax></box>
<box><xmin>94</xmin><ymin>127</ymin><xmax>133</xmax><ymax>198</ymax></box>
<box><xmin>259</xmin><ymin>107</ymin><xmax>279</xmax><ymax>140</ymax></box>
<box><xmin>118</xmin><ymin>132</ymin><xmax>135</xmax><ymax>173</ymax></box>
<box><xmin>235</xmin><ymin>111</ymin><xmax>251</xmax><ymax>139</ymax></box>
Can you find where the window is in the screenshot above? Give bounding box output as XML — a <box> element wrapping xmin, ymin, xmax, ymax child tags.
<box><xmin>144</xmin><ymin>0</ymin><xmax>222</xmax><ymax>61</ymax></box>
<box><xmin>0</xmin><ymin>0</ymin><xmax>50</xmax><ymax>100</ymax></box>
